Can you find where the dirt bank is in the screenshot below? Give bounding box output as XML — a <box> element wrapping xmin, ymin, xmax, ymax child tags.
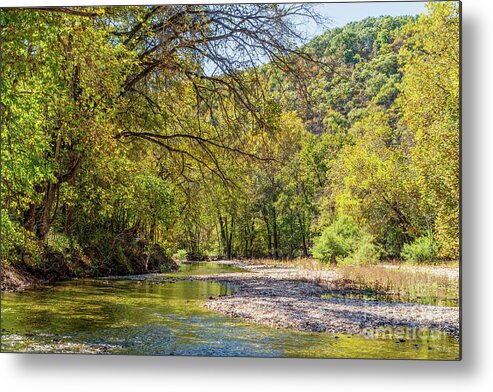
<box><xmin>1</xmin><ymin>237</ymin><xmax>178</xmax><ymax>292</ymax></box>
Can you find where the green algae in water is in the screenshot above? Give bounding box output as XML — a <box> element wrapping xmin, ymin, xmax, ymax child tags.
<box><xmin>1</xmin><ymin>263</ymin><xmax>459</xmax><ymax>359</ymax></box>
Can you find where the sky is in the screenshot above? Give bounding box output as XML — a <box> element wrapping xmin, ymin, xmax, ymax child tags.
<box><xmin>294</xmin><ymin>1</ymin><xmax>428</xmax><ymax>39</ymax></box>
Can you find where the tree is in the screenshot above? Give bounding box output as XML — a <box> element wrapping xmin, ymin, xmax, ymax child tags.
<box><xmin>1</xmin><ymin>5</ymin><xmax>321</xmax><ymax>266</ymax></box>
<box><xmin>398</xmin><ymin>2</ymin><xmax>460</xmax><ymax>259</ymax></box>
<box><xmin>330</xmin><ymin>106</ymin><xmax>421</xmax><ymax>257</ymax></box>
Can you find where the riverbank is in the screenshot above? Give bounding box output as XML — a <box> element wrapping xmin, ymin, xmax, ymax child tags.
<box><xmin>1</xmin><ymin>232</ymin><xmax>179</xmax><ymax>292</ymax></box>
<box><xmin>176</xmin><ymin>260</ymin><xmax>459</xmax><ymax>339</ymax></box>
<box><xmin>1</xmin><ymin>264</ymin><xmax>47</xmax><ymax>292</ymax></box>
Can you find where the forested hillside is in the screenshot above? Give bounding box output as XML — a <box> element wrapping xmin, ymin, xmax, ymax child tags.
<box><xmin>1</xmin><ymin>2</ymin><xmax>459</xmax><ymax>285</ymax></box>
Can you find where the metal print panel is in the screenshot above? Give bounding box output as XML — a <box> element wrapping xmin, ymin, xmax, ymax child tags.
<box><xmin>0</xmin><ymin>1</ymin><xmax>461</xmax><ymax>360</ymax></box>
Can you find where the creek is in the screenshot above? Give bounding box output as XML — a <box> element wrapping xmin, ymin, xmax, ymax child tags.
<box><xmin>1</xmin><ymin>262</ymin><xmax>459</xmax><ymax>359</ymax></box>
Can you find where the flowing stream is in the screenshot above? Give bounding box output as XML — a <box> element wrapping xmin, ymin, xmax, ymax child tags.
<box><xmin>1</xmin><ymin>262</ymin><xmax>459</xmax><ymax>359</ymax></box>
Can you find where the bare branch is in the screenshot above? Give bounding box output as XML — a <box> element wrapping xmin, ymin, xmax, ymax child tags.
<box><xmin>34</xmin><ymin>7</ymin><xmax>98</xmax><ymax>18</ymax></box>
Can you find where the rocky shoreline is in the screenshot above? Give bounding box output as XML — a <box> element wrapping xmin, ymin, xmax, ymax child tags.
<box><xmin>182</xmin><ymin>261</ymin><xmax>459</xmax><ymax>340</ymax></box>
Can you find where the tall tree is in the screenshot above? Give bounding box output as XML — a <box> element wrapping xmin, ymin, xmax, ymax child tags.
<box><xmin>398</xmin><ymin>2</ymin><xmax>460</xmax><ymax>259</ymax></box>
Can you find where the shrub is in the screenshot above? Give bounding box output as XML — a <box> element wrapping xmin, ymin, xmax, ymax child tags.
<box><xmin>312</xmin><ymin>216</ymin><xmax>379</xmax><ymax>265</ymax></box>
<box><xmin>380</xmin><ymin>225</ymin><xmax>405</xmax><ymax>259</ymax></box>
<box><xmin>312</xmin><ymin>216</ymin><xmax>360</xmax><ymax>263</ymax></box>
<box><xmin>341</xmin><ymin>234</ymin><xmax>381</xmax><ymax>265</ymax></box>
<box><xmin>47</xmin><ymin>233</ymin><xmax>77</xmax><ymax>256</ymax></box>
<box><xmin>1</xmin><ymin>214</ymin><xmax>23</xmax><ymax>264</ymax></box>
<box><xmin>1</xmin><ymin>214</ymin><xmax>42</xmax><ymax>266</ymax></box>
<box><xmin>400</xmin><ymin>233</ymin><xmax>439</xmax><ymax>263</ymax></box>
<box><xmin>172</xmin><ymin>249</ymin><xmax>188</xmax><ymax>261</ymax></box>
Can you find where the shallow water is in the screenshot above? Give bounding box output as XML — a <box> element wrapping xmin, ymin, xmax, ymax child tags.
<box><xmin>1</xmin><ymin>262</ymin><xmax>459</xmax><ymax>359</ymax></box>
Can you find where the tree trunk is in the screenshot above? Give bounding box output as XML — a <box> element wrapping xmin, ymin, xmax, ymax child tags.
<box><xmin>243</xmin><ymin>224</ymin><xmax>248</xmax><ymax>257</ymax></box>
<box><xmin>272</xmin><ymin>206</ymin><xmax>279</xmax><ymax>259</ymax></box>
<box><xmin>150</xmin><ymin>218</ymin><xmax>156</xmax><ymax>243</ymax></box>
<box><xmin>261</xmin><ymin>209</ymin><xmax>272</xmax><ymax>257</ymax></box>
<box><xmin>23</xmin><ymin>203</ymin><xmax>36</xmax><ymax>232</ymax></box>
<box><xmin>218</xmin><ymin>213</ymin><xmax>228</xmax><ymax>258</ymax></box>
<box><xmin>298</xmin><ymin>214</ymin><xmax>308</xmax><ymax>257</ymax></box>
<box><xmin>34</xmin><ymin>181</ymin><xmax>59</xmax><ymax>243</ymax></box>
<box><xmin>249</xmin><ymin>221</ymin><xmax>255</xmax><ymax>258</ymax></box>
<box><xmin>227</xmin><ymin>216</ymin><xmax>234</xmax><ymax>259</ymax></box>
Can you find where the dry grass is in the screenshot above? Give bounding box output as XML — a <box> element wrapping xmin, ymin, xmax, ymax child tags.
<box><xmin>248</xmin><ymin>257</ymin><xmax>330</xmax><ymax>271</ymax></box>
<box><xmin>236</xmin><ymin>258</ymin><xmax>334</xmax><ymax>286</ymax></box>
<box><xmin>335</xmin><ymin>264</ymin><xmax>459</xmax><ymax>306</ymax></box>
<box><xmin>239</xmin><ymin>258</ymin><xmax>459</xmax><ymax>305</ymax></box>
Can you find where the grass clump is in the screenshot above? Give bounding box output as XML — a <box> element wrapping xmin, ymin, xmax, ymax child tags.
<box><xmin>251</xmin><ymin>257</ymin><xmax>330</xmax><ymax>271</ymax></box>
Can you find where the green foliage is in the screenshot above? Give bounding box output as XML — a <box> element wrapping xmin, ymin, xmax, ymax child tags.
<box><xmin>312</xmin><ymin>216</ymin><xmax>361</xmax><ymax>263</ymax></box>
<box><xmin>1</xmin><ymin>215</ymin><xmax>24</xmax><ymax>264</ymax></box>
<box><xmin>173</xmin><ymin>249</ymin><xmax>188</xmax><ymax>261</ymax></box>
<box><xmin>1</xmin><ymin>214</ymin><xmax>45</xmax><ymax>267</ymax></box>
<box><xmin>342</xmin><ymin>234</ymin><xmax>381</xmax><ymax>266</ymax></box>
<box><xmin>47</xmin><ymin>234</ymin><xmax>72</xmax><ymax>255</ymax></box>
<box><xmin>398</xmin><ymin>2</ymin><xmax>460</xmax><ymax>259</ymax></box>
<box><xmin>312</xmin><ymin>216</ymin><xmax>379</xmax><ymax>265</ymax></box>
<box><xmin>401</xmin><ymin>234</ymin><xmax>440</xmax><ymax>264</ymax></box>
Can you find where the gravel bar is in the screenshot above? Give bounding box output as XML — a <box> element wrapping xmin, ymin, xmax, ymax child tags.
<box><xmin>196</xmin><ymin>261</ymin><xmax>459</xmax><ymax>339</ymax></box>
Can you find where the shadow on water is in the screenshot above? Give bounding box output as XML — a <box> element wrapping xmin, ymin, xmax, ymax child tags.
<box><xmin>1</xmin><ymin>262</ymin><xmax>459</xmax><ymax>359</ymax></box>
